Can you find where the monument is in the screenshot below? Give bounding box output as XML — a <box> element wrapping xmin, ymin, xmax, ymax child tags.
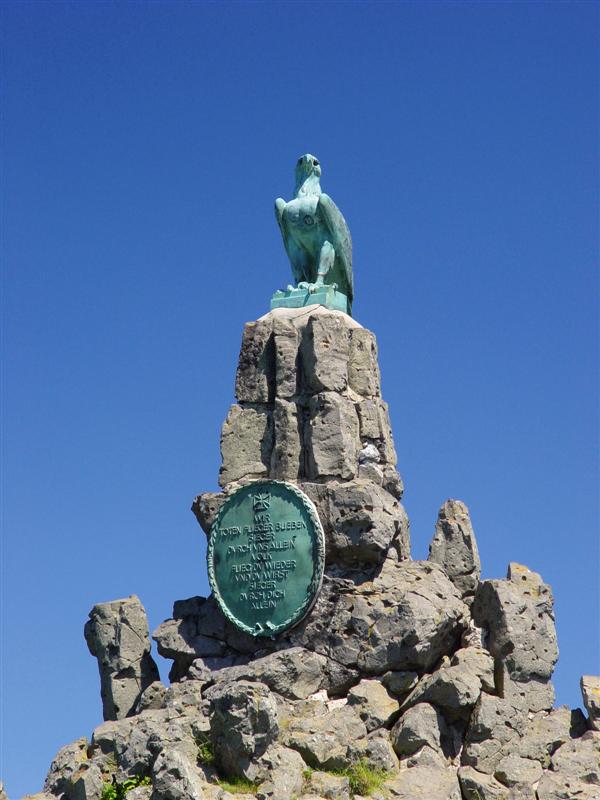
<box><xmin>35</xmin><ymin>155</ymin><xmax>599</xmax><ymax>800</ymax></box>
<box><xmin>272</xmin><ymin>153</ymin><xmax>353</xmax><ymax>315</ymax></box>
<box><xmin>207</xmin><ymin>480</ymin><xmax>325</xmax><ymax>637</ymax></box>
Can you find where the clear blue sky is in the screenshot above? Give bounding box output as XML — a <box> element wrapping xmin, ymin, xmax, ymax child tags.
<box><xmin>2</xmin><ymin>2</ymin><xmax>598</xmax><ymax>796</ymax></box>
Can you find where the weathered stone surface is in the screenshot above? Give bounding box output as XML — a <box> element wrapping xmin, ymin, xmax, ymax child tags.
<box><xmin>255</xmin><ymin>746</ymin><xmax>306</xmax><ymax>800</ymax></box>
<box><xmin>138</xmin><ymin>680</ymin><xmax>168</xmax><ymax>711</ymax></box>
<box><xmin>284</xmin><ymin>704</ymin><xmax>367</xmax><ymax>770</ymax></box>
<box><xmin>550</xmin><ymin>729</ymin><xmax>600</xmax><ymax>785</ymax></box>
<box><xmin>154</xmin><ymin>561</ymin><xmax>466</xmax><ymax>681</ymax></box>
<box><xmin>471</xmin><ymin>563</ymin><xmax>558</xmax><ymax>711</ymax></box>
<box><xmin>44</xmin><ymin>737</ymin><xmax>89</xmax><ymax>795</ymax></box>
<box><xmin>493</xmin><ymin>753</ymin><xmax>542</xmax><ymax>788</ymax></box>
<box><xmin>219</xmin><ymin>404</ymin><xmax>273</xmax><ymax>487</ymax></box>
<box><xmin>450</xmin><ymin>647</ymin><xmax>495</xmax><ymax>693</ymax></box>
<box><xmin>380</xmin><ymin>767</ymin><xmax>462</xmax><ymax>800</ymax></box>
<box><xmin>236</xmin><ymin>319</ymin><xmax>274</xmax><ymax>403</ymax></box>
<box><xmin>306</xmin><ymin>771</ymin><xmax>351</xmax><ymax>800</ymax></box>
<box><xmin>462</xmin><ymin>694</ymin><xmax>526</xmax><ymax>774</ymax></box>
<box><xmin>458</xmin><ymin>767</ymin><xmax>510</xmax><ymax>800</ymax></box>
<box><xmin>348</xmin><ymin>328</ymin><xmax>380</xmax><ymax>398</ymax></box>
<box><xmin>347</xmin><ymin>679</ymin><xmax>398</xmax><ymax>731</ymax></box>
<box><xmin>286</xmin><ymin>560</ymin><xmax>466</xmax><ymax>676</ymax></box>
<box><xmin>207</xmin><ymin>648</ymin><xmax>327</xmax><ymax>700</ymax></box>
<box><xmin>273</xmin><ymin>316</ymin><xmax>299</xmax><ymax>398</ymax></box>
<box><xmin>381</xmin><ymin>671</ymin><xmax>419</xmax><ymax>698</ymax></box>
<box><xmin>84</xmin><ymin>595</ymin><xmax>160</xmax><ymax>722</ymax></box>
<box><xmin>270</xmin><ymin>399</ymin><xmax>302</xmax><ymax>480</ymax></box>
<box><xmin>191</xmin><ymin>491</ymin><xmax>226</xmax><ymax>537</ymax></box>
<box><xmin>301</xmin><ymin>315</ymin><xmax>350</xmax><ymax>394</ymax></box>
<box><xmin>151</xmin><ymin>746</ymin><xmax>207</xmax><ymax>800</ymax></box>
<box><xmin>516</xmin><ymin>705</ymin><xmax>587</xmax><ymax>766</ymax></box>
<box><xmin>390</xmin><ymin>703</ymin><xmax>451</xmax><ymax>762</ymax></box>
<box><xmin>207</xmin><ymin>680</ymin><xmax>279</xmax><ymax>779</ymax></box>
<box><xmin>428</xmin><ymin>500</ymin><xmax>480</xmax><ymax>599</ymax></box>
<box><xmin>68</xmin><ymin>762</ymin><xmax>104</xmax><ymax>800</ymax></box>
<box><xmin>356</xmin><ymin>399</ymin><xmax>396</xmax><ymax>465</ymax></box>
<box><xmin>400</xmin><ymin>657</ymin><xmax>483</xmax><ymax>721</ymax></box>
<box><xmin>535</xmin><ymin>770</ymin><xmax>600</xmax><ymax>800</ymax></box>
<box><xmin>364</xmin><ymin>731</ymin><xmax>399</xmax><ymax>772</ymax></box>
<box><xmin>581</xmin><ymin>675</ymin><xmax>600</xmax><ymax>730</ymax></box>
<box><xmin>305</xmin><ymin>393</ymin><xmax>359</xmax><ymax>480</ymax></box>
<box><xmin>303</xmin><ymin>479</ymin><xmax>409</xmax><ymax>566</ymax></box>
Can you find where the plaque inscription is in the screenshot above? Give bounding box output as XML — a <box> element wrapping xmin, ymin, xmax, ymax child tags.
<box><xmin>207</xmin><ymin>480</ymin><xmax>325</xmax><ymax>637</ymax></box>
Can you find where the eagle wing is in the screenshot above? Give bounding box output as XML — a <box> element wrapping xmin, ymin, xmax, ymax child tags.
<box><xmin>318</xmin><ymin>193</ymin><xmax>353</xmax><ymax>304</ymax></box>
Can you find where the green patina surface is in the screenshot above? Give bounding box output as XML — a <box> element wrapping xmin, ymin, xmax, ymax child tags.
<box><xmin>270</xmin><ymin>284</ymin><xmax>349</xmax><ymax>314</ymax></box>
<box><xmin>207</xmin><ymin>481</ymin><xmax>325</xmax><ymax>638</ymax></box>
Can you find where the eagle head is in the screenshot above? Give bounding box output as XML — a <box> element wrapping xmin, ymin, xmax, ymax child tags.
<box><xmin>295</xmin><ymin>153</ymin><xmax>321</xmax><ymax>181</ymax></box>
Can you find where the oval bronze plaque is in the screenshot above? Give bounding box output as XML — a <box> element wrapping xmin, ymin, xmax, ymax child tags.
<box><xmin>207</xmin><ymin>480</ymin><xmax>325</xmax><ymax>637</ymax></box>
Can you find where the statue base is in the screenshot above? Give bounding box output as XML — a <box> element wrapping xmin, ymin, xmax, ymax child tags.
<box><xmin>270</xmin><ymin>285</ymin><xmax>350</xmax><ymax>315</ymax></box>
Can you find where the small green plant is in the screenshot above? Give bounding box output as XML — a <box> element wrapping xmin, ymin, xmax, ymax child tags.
<box><xmin>100</xmin><ymin>774</ymin><xmax>152</xmax><ymax>800</ymax></box>
<box><xmin>196</xmin><ymin>731</ymin><xmax>216</xmax><ymax>766</ymax></box>
<box><xmin>217</xmin><ymin>776</ymin><xmax>260</xmax><ymax>795</ymax></box>
<box><xmin>337</xmin><ymin>761</ymin><xmax>389</xmax><ymax>797</ymax></box>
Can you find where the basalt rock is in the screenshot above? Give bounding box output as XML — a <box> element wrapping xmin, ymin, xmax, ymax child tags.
<box><xmin>35</xmin><ymin>308</ymin><xmax>595</xmax><ymax>800</ymax></box>
<box><xmin>84</xmin><ymin>595</ymin><xmax>160</xmax><ymax>721</ymax></box>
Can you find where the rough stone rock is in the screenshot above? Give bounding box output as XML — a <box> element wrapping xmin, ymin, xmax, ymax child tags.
<box><xmin>458</xmin><ymin>767</ymin><xmax>510</xmax><ymax>800</ymax></box>
<box><xmin>515</xmin><ymin>705</ymin><xmax>587</xmax><ymax>766</ymax></box>
<box><xmin>493</xmin><ymin>753</ymin><xmax>542</xmax><ymax>788</ymax></box>
<box><xmin>0</xmin><ymin>784</ymin><xmax>6</xmax><ymax>800</ymax></box>
<box><xmin>126</xmin><ymin>789</ymin><xmax>152</xmax><ymax>800</ymax></box>
<box><xmin>44</xmin><ymin>737</ymin><xmax>89</xmax><ymax>795</ymax></box>
<box><xmin>381</xmin><ymin>671</ymin><xmax>419</xmax><ymax>698</ymax></box>
<box><xmin>380</xmin><ymin>767</ymin><xmax>462</xmax><ymax>800</ymax></box>
<box><xmin>254</xmin><ymin>746</ymin><xmax>305</xmax><ymax>800</ymax></box>
<box><xmin>219</xmin><ymin>404</ymin><xmax>273</xmax><ymax>487</ymax></box>
<box><xmin>356</xmin><ymin>399</ymin><xmax>396</xmax><ymax>466</ymax></box>
<box><xmin>285</xmin><ymin>560</ymin><xmax>466</xmax><ymax>676</ymax></box>
<box><xmin>273</xmin><ymin>316</ymin><xmax>299</xmax><ymax>398</ymax></box>
<box><xmin>270</xmin><ymin>399</ymin><xmax>302</xmax><ymax>480</ymax></box>
<box><xmin>191</xmin><ymin>491</ymin><xmax>226</xmax><ymax>537</ymax></box>
<box><xmin>348</xmin><ymin>328</ymin><xmax>381</xmax><ymax>398</ymax></box>
<box><xmin>207</xmin><ymin>680</ymin><xmax>279</xmax><ymax>779</ymax></box>
<box><xmin>306</xmin><ymin>771</ymin><xmax>350</xmax><ymax>800</ymax></box>
<box><xmin>301</xmin><ymin>314</ymin><xmax>350</xmax><ymax>394</ymax></box>
<box><xmin>235</xmin><ymin>318</ymin><xmax>275</xmax><ymax>403</ymax></box>
<box><xmin>550</xmin><ymin>730</ymin><xmax>600</xmax><ymax>785</ymax></box>
<box><xmin>84</xmin><ymin>595</ymin><xmax>160</xmax><ymax>722</ymax></box>
<box><xmin>347</xmin><ymin>679</ymin><xmax>398</xmax><ymax>731</ymax></box>
<box><xmin>450</xmin><ymin>647</ymin><xmax>495</xmax><ymax>693</ymax></box>
<box><xmin>154</xmin><ymin>561</ymin><xmax>467</xmax><ymax>682</ymax></box>
<box><xmin>138</xmin><ymin>681</ymin><xmax>168</xmax><ymax>711</ymax></box>
<box><xmin>68</xmin><ymin>762</ymin><xmax>104</xmax><ymax>800</ymax></box>
<box><xmin>498</xmin><ymin>667</ymin><xmax>555</xmax><ymax>714</ymax></box>
<box><xmin>305</xmin><ymin>392</ymin><xmax>359</xmax><ymax>480</ymax></box>
<box><xmin>462</xmin><ymin>694</ymin><xmax>526</xmax><ymax>774</ymax></box>
<box><xmin>471</xmin><ymin>563</ymin><xmax>558</xmax><ymax>712</ymax></box>
<box><xmin>535</xmin><ymin>770</ymin><xmax>600</xmax><ymax>800</ymax></box>
<box><xmin>284</xmin><ymin>704</ymin><xmax>367</xmax><ymax>770</ymax></box>
<box><xmin>581</xmin><ymin>675</ymin><xmax>600</xmax><ymax>730</ymax></box>
<box><xmin>302</xmin><ymin>479</ymin><xmax>410</xmax><ymax>567</ymax></box>
<box><xmin>390</xmin><ymin>702</ymin><xmax>452</xmax><ymax>762</ymax></box>
<box><xmin>428</xmin><ymin>500</ymin><xmax>480</xmax><ymax>599</ymax></box>
<box><xmin>400</xmin><ymin>657</ymin><xmax>483</xmax><ymax>721</ymax></box>
<box><xmin>364</xmin><ymin>731</ymin><xmax>399</xmax><ymax>772</ymax></box>
<box><xmin>151</xmin><ymin>746</ymin><xmax>207</xmax><ymax>800</ymax></box>
<box><xmin>206</xmin><ymin>648</ymin><xmax>327</xmax><ymax>700</ymax></box>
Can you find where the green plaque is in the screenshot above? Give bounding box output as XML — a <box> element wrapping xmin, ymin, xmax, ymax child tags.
<box><xmin>207</xmin><ymin>480</ymin><xmax>325</xmax><ymax>637</ymax></box>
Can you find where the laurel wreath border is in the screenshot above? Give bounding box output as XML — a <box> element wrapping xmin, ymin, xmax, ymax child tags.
<box><xmin>207</xmin><ymin>480</ymin><xmax>326</xmax><ymax>638</ymax></box>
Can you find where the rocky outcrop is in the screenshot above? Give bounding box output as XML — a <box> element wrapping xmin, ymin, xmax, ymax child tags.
<box><xmin>84</xmin><ymin>596</ymin><xmax>160</xmax><ymax>721</ymax></box>
<box><xmin>32</xmin><ymin>307</ymin><xmax>599</xmax><ymax>800</ymax></box>
<box><xmin>428</xmin><ymin>499</ymin><xmax>480</xmax><ymax>601</ymax></box>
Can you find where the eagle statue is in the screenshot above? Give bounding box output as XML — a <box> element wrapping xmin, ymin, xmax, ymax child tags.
<box><xmin>275</xmin><ymin>154</ymin><xmax>353</xmax><ymax>314</ymax></box>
